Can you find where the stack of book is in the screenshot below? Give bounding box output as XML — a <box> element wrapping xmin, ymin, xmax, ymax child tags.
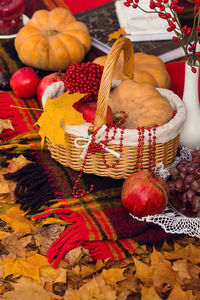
<box><xmin>76</xmin><ymin>0</ymin><xmax>192</xmax><ymax>63</ymax></box>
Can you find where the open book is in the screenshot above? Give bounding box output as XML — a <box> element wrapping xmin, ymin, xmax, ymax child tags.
<box><xmin>75</xmin><ymin>1</ymin><xmax>185</xmax><ymax>63</ymax></box>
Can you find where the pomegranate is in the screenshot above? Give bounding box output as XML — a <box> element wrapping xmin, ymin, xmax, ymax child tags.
<box><xmin>36</xmin><ymin>72</ymin><xmax>63</xmax><ymax>107</ymax></box>
<box><xmin>121</xmin><ymin>170</ymin><xmax>169</xmax><ymax>217</ymax></box>
<box><xmin>10</xmin><ymin>67</ymin><xmax>40</xmax><ymax>98</ymax></box>
<box><xmin>80</xmin><ymin>101</ymin><xmax>113</xmax><ymax>124</ymax></box>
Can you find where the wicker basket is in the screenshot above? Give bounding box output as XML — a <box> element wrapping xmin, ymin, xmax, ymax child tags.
<box><xmin>47</xmin><ymin>37</ymin><xmax>185</xmax><ymax>179</ymax></box>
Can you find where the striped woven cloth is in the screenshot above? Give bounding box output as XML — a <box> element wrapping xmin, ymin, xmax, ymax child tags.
<box><xmin>2</xmin><ymin>133</ymin><xmax>175</xmax><ymax>268</ymax></box>
<box><xmin>0</xmin><ymin>0</ymin><xmax>176</xmax><ymax>268</ymax></box>
<box><xmin>0</xmin><ymin>0</ymin><xmax>69</xmax><ymax>141</ymax></box>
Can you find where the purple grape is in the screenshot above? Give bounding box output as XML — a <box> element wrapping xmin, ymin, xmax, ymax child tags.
<box><xmin>183</xmin><ymin>182</ymin><xmax>191</xmax><ymax>191</ymax></box>
<box><xmin>192</xmin><ymin>196</ymin><xmax>200</xmax><ymax>212</ymax></box>
<box><xmin>192</xmin><ymin>156</ymin><xmax>200</xmax><ymax>165</ymax></box>
<box><xmin>192</xmin><ymin>149</ymin><xmax>200</xmax><ymax>158</ymax></box>
<box><xmin>184</xmin><ymin>174</ymin><xmax>194</xmax><ymax>184</ymax></box>
<box><xmin>177</xmin><ymin>162</ymin><xmax>188</xmax><ymax>174</ymax></box>
<box><xmin>191</xmin><ymin>180</ymin><xmax>200</xmax><ymax>191</ymax></box>
<box><xmin>174</xmin><ymin>179</ymin><xmax>183</xmax><ymax>192</ymax></box>
<box><xmin>194</xmin><ymin>167</ymin><xmax>200</xmax><ymax>178</ymax></box>
<box><xmin>181</xmin><ymin>192</ymin><xmax>188</xmax><ymax>203</ymax></box>
<box><xmin>186</xmin><ymin>163</ymin><xmax>197</xmax><ymax>174</ymax></box>
<box><xmin>170</xmin><ymin>166</ymin><xmax>179</xmax><ymax>176</ymax></box>
<box><xmin>180</xmin><ymin>172</ymin><xmax>186</xmax><ymax>181</ymax></box>
<box><xmin>167</xmin><ymin>181</ymin><xmax>176</xmax><ymax>190</ymax></box>
<box><xmin>185</xmin><ymin>189</ymin><xmax>195</xmax><ymax>202</ymax></box>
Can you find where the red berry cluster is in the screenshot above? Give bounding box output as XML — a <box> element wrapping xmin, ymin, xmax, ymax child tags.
<box><xmin>123</xmin><ymin>0</ymin><xmax>200</xmax><ymax>72</ymax></box>
<box><xmin>62</xmin><ymin>62</ymin><xmax>104</xmax><ymax>103</ymax></box>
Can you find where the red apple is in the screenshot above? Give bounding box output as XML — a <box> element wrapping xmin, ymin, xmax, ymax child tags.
<box><xmin>36</xmin><ymin>72</ymin><xmax>63</xmax><ymax>107</ymax></box>
<box><xmin>10</xmin><ymin>67</ymin><xmax>40</xmax><ymax>98</ymax></box>
<box><xmin>80</xmin><ymin>102</ymin><xmax>113</xmax><ymax>124</ymax></box>
<box><xmin>121</xmin><ymin>170</ymin><xmax>169</xmax><ymax>218</ymax></box>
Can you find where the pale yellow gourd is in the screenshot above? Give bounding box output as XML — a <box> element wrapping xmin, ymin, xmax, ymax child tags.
<box><xmin>108</xmin><ymin>79</ymin><xmax>173</xmax><ymax>129</ymax></box>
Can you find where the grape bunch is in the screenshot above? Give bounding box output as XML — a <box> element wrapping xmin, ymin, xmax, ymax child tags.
<box><xmin>167</xmin><ymin>149</ymin><xmax>200</xmax><ymax>217</ymax></box>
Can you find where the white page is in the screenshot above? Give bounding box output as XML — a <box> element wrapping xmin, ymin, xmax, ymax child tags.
<box><xmin>115</xmin><ymin>0</ymin><xmax>174</xmax><ymax>41</ymax></box>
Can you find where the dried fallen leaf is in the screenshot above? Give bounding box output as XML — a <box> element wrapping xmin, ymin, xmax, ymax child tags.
<box><xmin>141</xmin><ymin>286</ymin><xmax>162</xmax><ymax>300</ymax></box>
<box><xmin>33</xmin><ymin>224</ymin><xmax>65</xmax><ymax>256</ymax></box>
<box><xmin>36</xmin><ymin>91</ymin><xmax>85</xmax><ymax>148</ymax></box>
<box><xmin>117</xmin><ymin>276</ymin><xmax>139</xmax><ymax>300</ymax></box>
<box><xmin>1</xmin><ymin>233</ymin><xmax>32</xmax><ymax>259</ymax></box>
<box><xmin>1</xmin><ymin>277</ymin><xmax>62</xmax><ymax>300</ymax></box>
<box><xmin>101</xmin><ymin>268</ymin><xmax>125</xmax><ymax>286</ymax></box>
<box><xmin>172</xmin><ymin>259</ymin><xmax>192</xmax><ymax>283</ymax></box>
<box><xmin>167</xmin><ymin>282</ymin><xmax>194</xmax><ymax>300</ymax></box>
<box><xmin>65</xmin><ymin>246</ymin><xmax>92</xmax><ymax>266</ymax></box>
<box><xmin>0</xmin><ymin>119</ymin><xmax>14</xmax><ymax>135</ymax></box>
<box><xmin>0</xmin><ymin>205</ymin><xmax>33</xmax><ymax>236</ymax></box>
<box><xmin>133</xmin><ymin>257</ymin><xmax>152</xmax><ymax>287</ymax></box>
<box><xmin>6</xmin><ymin>155</ymin><xmax>32</xmax><ymax>173</ymax></box>
<box><xmin>70</xmin><ymin>275</ymin><xmax>117</xmax><ymax>300</ymax></box>
<box><xmin>163</xmin><ymin>244</ymin><xmax>200</xmax><ymax>264</ymax></box>
<box><xmin>2</xmin><ymin>252</ymin><xmax>49</xmax><ymax>282</ymax></box>
<box><xmin>151</xmin><ymin>260</ymin><xmax>177</xmax><ymax>294</ymax></box>
<box><xmin>151</xmin><ymin>247</ymin><xmax>165</xmax><ymax>266</ymax></box>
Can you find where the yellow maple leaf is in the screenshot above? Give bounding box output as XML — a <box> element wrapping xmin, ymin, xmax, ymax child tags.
<box><xmin>1</xmin><ymin>205</ymin><xmax>33</xmax><ymax>236</ymax></box>
<box><xmin>36</xmin><ymin>91</ymin><xmax>86</xmax><ymax>148</ymax></box>
<box><xmin>108</xmin><ymin>28</ymin><xmax>126</xmax><ymax>41</ymax></box>
<box><xmin>101</xmin><ymin>268</ymin><xmax>125</xmax><ymax>285</ymax></box>
<box><xmin>2</xmin><ymin>252</ymin><xmax>49</xmax><ymax>282</ymax></box>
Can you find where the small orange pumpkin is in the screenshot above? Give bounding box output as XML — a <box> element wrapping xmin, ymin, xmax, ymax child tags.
<box><xmin>15</xmin><ymin>8</ymin><xmax>91</xmax><ymax>71</ymax></box>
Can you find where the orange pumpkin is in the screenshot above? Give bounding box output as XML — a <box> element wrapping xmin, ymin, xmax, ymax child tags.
<box><xmin>94</xmin><ymin>51</ymin><xmax>171</xmax><ymax>89</ymax></box>
<box><xmin>15</xmin><ymin>8</ymin><xmax>91</xmax><ymax>71</ymax></box>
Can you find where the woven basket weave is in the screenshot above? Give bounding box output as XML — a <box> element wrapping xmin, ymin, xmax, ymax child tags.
<box><xmin>47</xmin><ymin>37</ymin><xmax>185</xmax><ymax>179</ymax></box>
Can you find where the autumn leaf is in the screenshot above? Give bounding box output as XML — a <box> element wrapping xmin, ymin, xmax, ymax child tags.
<box><xmin>141</xmin><ymin>286</ymin><xmax>162</xmax><ymax>300</ymax></box>
<box><xmin>1</xmin><ymin>232</ymin><xmax>32</xmax><ymax>259</ymax></box>
<box><xmin>101</xmin><ymin>268</ymin><xmax>125</xmax><ymax>286</ymax></box>
<box><xmin>2</xmin><ymin>252</ymin><xmax>49</xmax><ymax>282</ymax></box>
<box><xmin>6</xmin><ymin>155</ymin><xmax>32</xmax><ymax>173</ymax></box>
<box><xmin>133</xmin><ymin>257</ymin><xmax>152</xmax><ymax>287</ymax></box>
<box><xmin>151</xmin><ymin>260</ymin><xmax>177</xmax><ymax>292</ymax></box>
<box><xmin>33</xmin><ymin>224</ymin><xmax>65</xmax><ymax>256</ymax></box>
<box><xmin>151</xmin><ymin>247</ymin><xmax>165</xmax><ymax>266</ymax></box>
<box><xmin>167</xmin><ymin>282</ymin><xmax>194</xmax><ymax>300</ymax></box>
<box><xmin>1</xmin><ymin>205</ymin><xmax>33</xmax><ymax>236</ymax></box>
<box><xmin>163</xmin><ymin>244</ymin><xmax>200</xmax><ymax>264</ymax></box>
<box><xmin>36</xmin><ymin>91</ymin><xmax>85</xmax><ymax>148</ymax></box>
<box><xmin>67</xmin><ymin>275</ymin><xmax>117</xmax><ymax>300</ymax></box>
<box><xmin>0</xmin><ymin>231</ymin><xmax>10</xmax><ymax>239</ymax></box>
<box><xmin>172</xmin><ymin>259</ymin><xmax>192</xmax><ymax>283</ymax></box>
<box><xmin>0</xmin><ymin>171</ymin><xmax>16</xmax><ymax>204</ymax></box>
<box><xmin>0</xmin><ymin>119</ymin><xmax>14</xmax><ymax>135</ymax></box>
<box><xmin>40</xmin><ymin>265</ymin><xmax>65</xmax><ymax>283</ymax></box>
<box><xmin>2</xmin><ymin>277</ymin><xmax>62</xmax><ymax>300</ymax></box>
<box><xmin>65</xmin><ymin>246</ymin><xmax>92</xmax><ymax>266</ymax></box>
<box><xmin>108</xmin><ymin>28</ymin><xmax>126</xmax><ymax>41</ymax></box>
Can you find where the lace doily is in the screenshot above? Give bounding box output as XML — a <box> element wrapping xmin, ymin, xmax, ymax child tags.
<box><xmin>130</xmin><ymin>147</ymin><xmax>200</xmax><ymax>238</ymax></box>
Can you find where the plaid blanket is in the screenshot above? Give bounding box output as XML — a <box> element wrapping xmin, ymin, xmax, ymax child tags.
<box><xmin>1</xmin><ymin>133</ymin><xmax>175</xmax><ymax>268</ymax></box>
<box><xmin>0</xmin><ymin>0</ymin><xmax>69</xmax><ymax>141</ymax></box>
<box><xmin>0</xmin><ymin>0</ymin><xmax>176</xmax><ymax>269</ymax></box>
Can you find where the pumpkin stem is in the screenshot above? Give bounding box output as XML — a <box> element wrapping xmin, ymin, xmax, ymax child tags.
<box><xmin>45</xmin><ymin>29</ymin><xmax>59</xmax><ymax>36</ymax></box>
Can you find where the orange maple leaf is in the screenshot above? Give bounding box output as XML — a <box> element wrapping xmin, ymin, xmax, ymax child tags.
<box><xmin>108</xmin><ymin>28</ymin><xmax>126</xmax><ymax>41</ymax></box>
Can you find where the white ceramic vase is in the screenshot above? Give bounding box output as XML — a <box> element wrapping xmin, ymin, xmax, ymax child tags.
<box><xmin>179</xmin><ymin>61</ymin><xmax>200</xmax><ymax>149</ymax></box>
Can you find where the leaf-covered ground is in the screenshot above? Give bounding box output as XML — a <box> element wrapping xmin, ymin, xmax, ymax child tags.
<box><xmin>0</xmin><ymin>154</ymin><xmax>200</xmax><ymax>300</ymax></box>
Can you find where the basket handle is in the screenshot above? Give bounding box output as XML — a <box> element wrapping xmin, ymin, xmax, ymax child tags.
<box><xmin>88</xmin><ymin>37</ymin><xmax>134</xmax><ymax>133</ymax></box>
